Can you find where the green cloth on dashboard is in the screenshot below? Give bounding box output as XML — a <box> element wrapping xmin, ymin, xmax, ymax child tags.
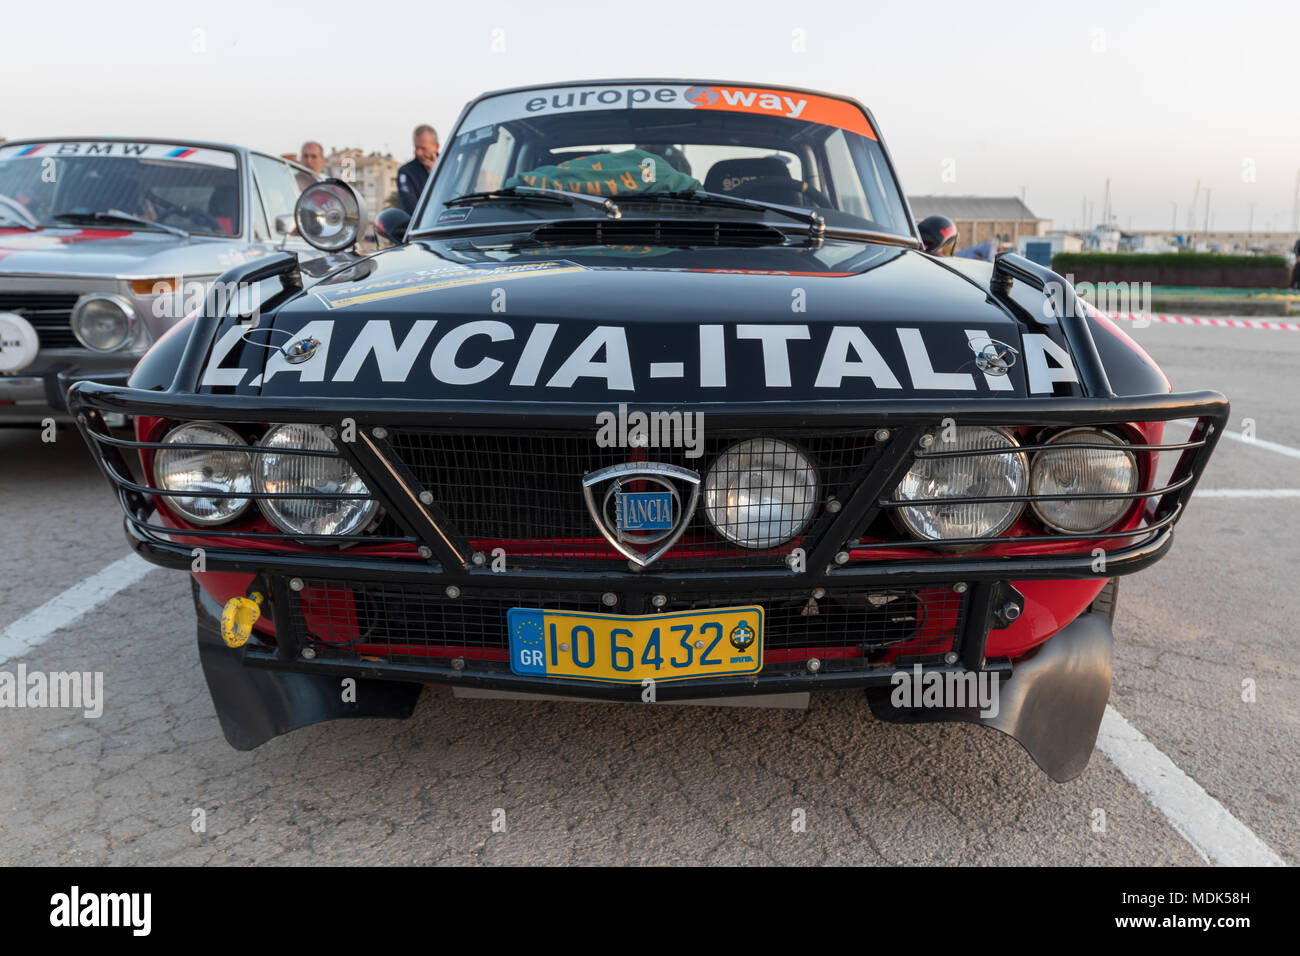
<box><xmin>504</xmin><ymin>149</ymin><xmax>700</xmax><ymax>198</ymax></box>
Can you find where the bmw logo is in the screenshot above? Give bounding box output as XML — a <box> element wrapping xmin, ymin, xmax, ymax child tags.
<box><xmin>729</xmin><ymin>621</ymin><xmax>756</xmax><ymax>651</ymax></box>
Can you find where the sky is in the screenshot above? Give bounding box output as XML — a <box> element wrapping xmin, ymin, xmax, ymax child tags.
<box><xmin>2</xmin><ymin>0</ymin><xmax>1297</xmax><ymax>233</ymax></box>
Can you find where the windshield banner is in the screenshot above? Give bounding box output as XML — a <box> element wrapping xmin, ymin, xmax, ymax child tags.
<box><xmin>0</xmin><ymin>142</ymin><xmax>237</xmax><ymax>168</ymax></box>
<box><xmin>462</xmin><ymin>83</ymin><xmax>876</xmax><ymax>139</ymax></box>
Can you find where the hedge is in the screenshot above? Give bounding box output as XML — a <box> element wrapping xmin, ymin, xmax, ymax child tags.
<box><xmin>1052</xmin><ymin>252</ymin><xmax>1287</xmax><ymax>271</ymax></box>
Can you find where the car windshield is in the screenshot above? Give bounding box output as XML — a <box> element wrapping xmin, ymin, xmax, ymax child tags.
<box><xmin>415</xmin><ymin>83</ymin><xmax>912</xmax><ymax>239</ymax></box>
<box><xmin>0</xmin><ymin>142</ymin><xmax>241</xmax><ymax>237</ymax></box>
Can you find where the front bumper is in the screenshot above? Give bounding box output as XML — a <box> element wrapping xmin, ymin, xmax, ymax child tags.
<box><xmin>0</xmin><ymin>365</ymin><xmax>130</xmax><ymax>421</ymax></box>
<box><xmin>193</xmin><ymin>577</ymin><xmax>1112</xmax><ymax>781</ymax></box>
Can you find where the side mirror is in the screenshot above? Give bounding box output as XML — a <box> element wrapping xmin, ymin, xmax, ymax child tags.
<box><xmin>274</xmin><ymin>213</ymin><xmax>296</xmax><ymax>237</ymax></box>
<box><xmin>375</xmin><ymin>207</ymin><xmax>411</xmax><ymax>245</ymax></box>
<box><xmin>918</xmin><ymin>215</ymin><xmax>958</xmax><ymax>256</ymax></box>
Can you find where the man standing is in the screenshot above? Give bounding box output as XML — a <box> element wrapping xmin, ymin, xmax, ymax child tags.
<box><xmin>1291</xmin><ymin>236</ymin><xmax>1300</xmax><ymax>290</ymax></box>
<box><xmin>397</xmin><ymin>124</ymin><xmax>439</xmax><ymax>214</ymax></box>
<box><xmin>295</xmin><ymin>141</ymin><xmax>327</xmax><ymax>191</ymax></box>
<box><xmin>299</xmin><ymin>142</ymin><xmax>326</xmax><ymax>175</ymax></box>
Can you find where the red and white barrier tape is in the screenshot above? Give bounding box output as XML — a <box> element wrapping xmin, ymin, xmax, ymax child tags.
<box><xmin>1107</xmin><ymin>312</ymin><xmax>1300</xmax><ymax>331</ymax></box>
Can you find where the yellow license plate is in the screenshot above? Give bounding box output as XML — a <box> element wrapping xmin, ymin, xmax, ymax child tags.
<box><xmin>507</xmin><ymin>606</ymin><xmax>764</xmax><ymax>683</ymax></box>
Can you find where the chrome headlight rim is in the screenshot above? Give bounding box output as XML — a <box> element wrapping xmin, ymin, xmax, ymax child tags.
<box><xmin>703</xmin><ymin>437</ymin><xmax>820</xmax><ymax>550</ymax></box>
<box><xmin>152</xmin><ymin>421</ymin><xmax>253</xmax><ymax>526</ymax></box>
<box><xmin>294</xmin><ymin>178</ymin><xmax>368</xmax><ymax>252</ymax></box>
<box><xmin>253</xmin><ymin>422</ymin><xmax>379</xmax><ymax>539</ymax></box>
<box><xmin>71</xmin><ymin>293</ymin><xmax>137</xmax><ymax>352</ymax></box>
<box><xmin>1029</xmin><ymin>426</ymin><xmax>1140</xmax><ymax>534</ymax></box>
<box><xmin>893</xmin><ymin>425</ymin><xmax>1029</xmax><ymax>543</ymax></box>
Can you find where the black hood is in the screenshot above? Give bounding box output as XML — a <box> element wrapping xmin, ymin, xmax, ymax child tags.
<box><xmin>199</xmin><ymin>238</ymin><xmax>1076</xmax><ymax>403</ymax></box>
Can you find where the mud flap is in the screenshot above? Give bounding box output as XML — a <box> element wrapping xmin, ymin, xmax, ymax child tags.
<box><xmin>193</xmin><ymin>581</ymin><xmax>422</xmax><ymax>750</ymax></box>
<box><xmin>866</xmin><ymin>611</ymin><xmax>1114</xmax><ymax>782</ymax></box>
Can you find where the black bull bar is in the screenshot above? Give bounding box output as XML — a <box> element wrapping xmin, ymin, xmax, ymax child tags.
<box><xmin>67</xmin><ymin>381</ymin><xmax>1228</xmax><ymax>587</ymax></box>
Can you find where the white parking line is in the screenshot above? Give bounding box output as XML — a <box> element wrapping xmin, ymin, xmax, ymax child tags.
<box><xmin>0</xmin><ymin>553</ymin><xmax>156</xmax><ymax>666</ymax></box>
<box><xmin>1193</xmin><ymin>489</ymin><xmax>1300</xmax><ymax>498</ymax></box>
<box><xmin>1097</xmin><ymin>706</ymin><xmax>1285</xmax><ymax>866</ymax></box>
<box><xmin>1218</xmin><ymin>429</ymin><xmax>1300</xmax><ymax>462</ymax></box>
<box><xmin>1169</xmin><ymin>420</ymin><xmax>1300</xmax><ymax>463</ymax></box>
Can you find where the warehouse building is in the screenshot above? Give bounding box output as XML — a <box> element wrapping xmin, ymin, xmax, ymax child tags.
<box><xmin>908</xmin><ymin>196</ymin><xmax>1049</xmax><ymax>252</ymax></box>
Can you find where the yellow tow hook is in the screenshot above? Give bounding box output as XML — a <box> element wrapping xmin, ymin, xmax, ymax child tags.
<box><xmin>220</xmin><ymin>591</ymin><xmax>264</xmax><ymax>648</ymax></box>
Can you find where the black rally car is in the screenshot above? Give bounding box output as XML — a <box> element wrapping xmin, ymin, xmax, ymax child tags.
<box><xmin>71</xmin><ymin>80</ymin><xmax>1226</xmax><ymax>781</ymax></box>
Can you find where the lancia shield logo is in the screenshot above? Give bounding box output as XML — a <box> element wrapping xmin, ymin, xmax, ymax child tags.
<box><xmin>582</xmin><ymin>462</ymin><xmax>700</xmax><ymax>567</ymax></box>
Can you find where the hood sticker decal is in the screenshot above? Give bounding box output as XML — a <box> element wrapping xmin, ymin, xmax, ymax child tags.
<box><xmin>312</xmin><ymin>261</ymin><xmax>586</xmax><ymax>310</ymax></box>
<box><xmin>203</xmin><ymin>317</ymin><xmax>1075</xmax><ymax>396</ymax></box>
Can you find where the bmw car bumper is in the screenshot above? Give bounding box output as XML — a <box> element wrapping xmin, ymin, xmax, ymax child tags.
<box><xmin>0</xmin><ymin>366</ymin><xmax>131</xmax><ymax>422</ymax></box>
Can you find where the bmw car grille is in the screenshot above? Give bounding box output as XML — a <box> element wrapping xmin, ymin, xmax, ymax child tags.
<box><xmin>0</xmin><ymin>292</ymin><xmax>82</xmax><ymax>349</ymax></box>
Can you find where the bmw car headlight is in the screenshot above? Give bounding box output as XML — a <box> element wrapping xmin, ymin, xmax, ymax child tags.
<box><xmin>71</xmin><ymin>294</ymin><xmax>135</xmax><ymax>351</ymax></box>
<box><xmin>1030</xmin><ymin>427</ymin><xmax>1139</xmax><ymax>533</ymax></box>
<box><xmin>254</xmin><ymin>423</ymin><xmax>378</xmax><ymax>538</ymax></box>
<box><xmin>704</xmin><ymin>438</ymin><xmax>818</xmax><ymax>549</ymax></box>
<box><xmin>295</xmin><ymin>179</ymin><xmax>368</xmax><ymax>252</ymax></box>
<box><xmin>153</xmin><ymin>422</ymin><xmax>253</xmax><ymax>525</ymax></box>
<box><xmin>894</xmin><ymin>426</ymin><xmax>1028</xmax><ymax>541</ymax></box>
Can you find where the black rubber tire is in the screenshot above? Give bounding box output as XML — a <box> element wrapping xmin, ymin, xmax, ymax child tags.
<box><xmin>1090</xmin><ymin>578</ymin><xmax>1119</xmax><ymax>625</ymax></box>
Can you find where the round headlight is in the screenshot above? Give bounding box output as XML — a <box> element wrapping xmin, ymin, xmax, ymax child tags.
<box><xmin>255</xmin><ymin>423</ymin><xmax>378</xmax><ymax>538</ymax></box>
<box><xmin>153</xmin><ymin>422</ymin><xmax>253</xmax><ymax>525</ymax></box>
<box><xmin>1030</xmin><ymin>427</ymin><xmax>1139</xmax><ymax>533</ymax></box>
<box><xmin>294</xmin><ymin>178</ymin><xmax>367</xmax><ymax>252</ymax></box>
<box><xmin>71</xmin><ymin>294</ymin><xmax>135</xmax><ymax>351</ymax></box>
<box><xmin>894</xmin><ymin>426</ymin><xmax>1028</xmax><ymax>541</ymax></box>
<box><xmin>704</xmin><ymin>438</ymin><xmax>818</xmax><ymax>549</ymax></box>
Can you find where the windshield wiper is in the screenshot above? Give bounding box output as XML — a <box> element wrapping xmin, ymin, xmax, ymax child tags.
<box><xmin>53</xmin><ymin>209</ymin><xmax>190</xmax><ymax>240</ymax></box>
<box><xmin>623</xmin><ymin>190</ymin><xmax>825</xmax><ymax>239</ymax></box>
<box><xmin>445</xmin><ymin>186</ymin><xmax>620</xmax><ymax>219</ymax></box>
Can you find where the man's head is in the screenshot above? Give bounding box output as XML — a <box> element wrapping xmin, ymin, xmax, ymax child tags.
<box><xmin>413</xmin><ymin>124</ymin><xmax>439</xmax><ymax>171</ymax></box>
<box><xmin>299</xmin><ymin>141</ymin><xmax>326</xmax><ymax>174</ymax></box>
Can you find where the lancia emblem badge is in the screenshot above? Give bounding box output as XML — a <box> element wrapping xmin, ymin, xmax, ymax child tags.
<box><xmin>582</xmin><ymin>462</ymin><xmax>700</xmax><ymax>567</ymax></box>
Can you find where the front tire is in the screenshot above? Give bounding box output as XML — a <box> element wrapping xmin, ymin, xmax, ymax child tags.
<box><xmin>1090</xmin><ymin>578</ymin><xmax>1119</xmax><ymax>625</ymax></box>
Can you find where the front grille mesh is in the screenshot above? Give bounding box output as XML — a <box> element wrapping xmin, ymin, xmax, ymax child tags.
<box><xmin>384</xmin><ymin>427</ymin><xmax>879</xmax><ymax>568</ymax></box>
<box><xmin>284</xmin><ymin>578</ymin><xmax>965</xmax><ymax>666</ymax></box>
<box><xmin>0</xmin><ymin>292</ymin><xmax>81</xmax><ymax>349</ymax></box>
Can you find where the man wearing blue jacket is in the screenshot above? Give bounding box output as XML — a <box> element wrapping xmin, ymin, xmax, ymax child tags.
<box><xmin>397</xmin><ymin>124</ymin><xmax>439</xmax><ymax>214</ymax></box>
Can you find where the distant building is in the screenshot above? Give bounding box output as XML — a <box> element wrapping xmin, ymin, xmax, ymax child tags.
<box><xmin>1017</xmin><ymin>232</ymin><xmax>1083</xmax><ymax>267</ymax></box>
<box><xmin>325</xmin><ymin>148</ymin><xmax>401</xmax><ymax>218</ymax></box>
<box><xmin>909</xmin><ymin>196</ymin><xmax>1049</xmax><ymax>252</ymax></box>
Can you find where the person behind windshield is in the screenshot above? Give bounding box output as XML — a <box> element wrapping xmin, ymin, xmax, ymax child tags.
<box><xmin>398</xmin><ymin>124</ymin><xmax>439</xmax><ymax>213</ymax></box>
